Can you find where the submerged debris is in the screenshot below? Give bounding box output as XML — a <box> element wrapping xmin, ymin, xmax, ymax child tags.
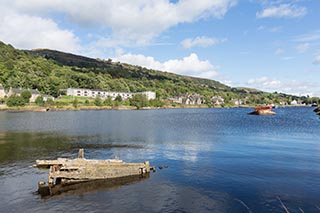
<box><xmin>158</xmin><ymin>165</ymin><xmax>169</xmax><ymax>170</ymax></box>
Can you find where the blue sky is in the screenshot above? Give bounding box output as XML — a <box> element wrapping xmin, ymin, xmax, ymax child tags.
<box><xmin>0</xmin><ymin>0</ymin><xmax>319</xmax><ymax>96</ymax></box>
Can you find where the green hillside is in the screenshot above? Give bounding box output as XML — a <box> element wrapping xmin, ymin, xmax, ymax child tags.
<box><xmin>0</xmin><ymin>41</ymin><xmax>316</xmax><ymax>105</ymax></box>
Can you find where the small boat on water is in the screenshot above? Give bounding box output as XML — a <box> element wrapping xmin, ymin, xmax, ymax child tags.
<box><xmin>34</xmin><ymin>149</ymin><xmax>154</xmax><ymax>196</ymax></box>
<box><xmin>248</xmin><ymin>105</ymin><xmax>276</xmax><ymax>115</ymax></box>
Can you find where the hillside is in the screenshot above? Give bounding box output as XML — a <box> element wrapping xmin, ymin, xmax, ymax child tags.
<box><xmin>28</xmin><ymin>48</ymin><xmax>230</xmax><ymax>90</ymax></box>
<box><xmin>0</xmin><ymin>41</ymin><xmax>312</xmax><ymax>105</ymax></box>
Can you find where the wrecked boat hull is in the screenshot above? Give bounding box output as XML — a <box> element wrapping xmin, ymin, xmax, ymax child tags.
<box><xmin>45</xmin><ymin>158</ymin><xmax>151</xmax><ymax>185</ymax></box>
<box><xmin>34</xmin><ymin>149</ymin><xmax>153</xmax><ymax>196</ymax></box>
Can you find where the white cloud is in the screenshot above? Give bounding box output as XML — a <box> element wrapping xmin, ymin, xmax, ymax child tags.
<box><xmin>9</xmin><ymin>0</ymin><xmax>237</xmax><ymax>46</ymax></box>
<box><xmin>256</xmin><ymin>4</ymin><xmax>307</xmax><ymax>18</ymax></box>
<box><xmin>113</xmin><ymin>52</ymin><xmax>218</xmax><ymax>78</ymax></box>
<box><xmin>269</xmin><ymin>26</ymin><xmax>282</xmax><ymax>33</ymax></box>
<box><xmin>246</xmin><ymin>76</ymin><xmax>275</xmax><ymax>90</ymax></box>
<box><xmin>296</xmin><ymin>43</ymin><xmax>309</xmax><ymax>53</ymax></box>
<box><xmin>293</xmin><ymin>31</ymin><xmax>320</xmax><ymax>43</ymax></box>
<box><xmin>274</xmin><ymin>48</ymin><xmax>284</xmax><ymax>55</ymax></box>
<box><xmin>247</xmin><ymin>77</ymin><xmax>319</xmax><ymax>97</ymax></box>
<box><xmin>313</xmin><ymin>54</ymin><xmax>320</xmax><ymax>65</ymax></box>
<box><xmin>257</xmin><ymin>25</ymin><xmax>282</xmax><ymax>32</ymax></box>
<box><xmin>181</xmin><ymin>36</ymin><xmax>227</xmax><ymax>48</ymax></box>
<box><xmin>281</xmin><ymin>56</ymin><xmax>294</xmax><ymax>60</ymax></box>
<box><xmin>0</xmin><ymin>5</ymin><xmax>80</xmax><ymax>52</ymax></box>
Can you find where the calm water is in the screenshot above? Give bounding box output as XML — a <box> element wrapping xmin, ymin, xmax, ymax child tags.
<box><xmin>0</xmin><ymin>107</ymin><xmax>319</xmax><ymax>212</ymax></box>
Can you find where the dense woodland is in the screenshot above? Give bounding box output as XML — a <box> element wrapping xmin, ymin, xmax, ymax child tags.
<box><xmin>0</xmin><ymin>41</ymin><xmax>319</xmax><ymax>107</ymax></box>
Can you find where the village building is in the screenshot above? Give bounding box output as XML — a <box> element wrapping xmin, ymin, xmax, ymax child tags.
<box><xmin>211</xmin><ymin>96</ymin><xmax>224</xmax><ymax>105</ymax></box>
<box><xmin>170</xmin><ymin>94</ymin><xmax>203</xmax><ymax>105</ymax></box>
<box><xmin>136</xmin><ymin>91</ymin><xmax>156</xmax><ymax>100</ymax></box>
<box><xmin>290</xmin><ymin>99</ymin><xmax>298</xmax><ymax>105</ymax></box>
<box><xmin>42</xmin><ymin>95</ymin><xmax>55</xmax><ymax>102</ymax></box>
<box><xmin>0</xmin><ymin>84</ymin><xmax>5</xmax><ymax>98</ymax></box>
<box><xmin>6</xmin><ymin>88</ymin><xmax>41</xmax><ymax>102</ymax></box>
<box><xmin>66</xmin><ymin>88</ymin><xmax>156</xmax><ymax>100</ymax></box>
<box><xmin>231</xmin><ymin>98</ymin><xmax>248</xmax><ymax>106</ymax></box>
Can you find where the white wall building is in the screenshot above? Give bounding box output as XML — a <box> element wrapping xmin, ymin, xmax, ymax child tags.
<box><xmin>136</xmin><ymin>91</ymin><xmax>156</xmax><ymax>100</ymax></box>
<box><xmin>66</xmin><ymin>88</ymin><xmax>156</xmax><ymax>100</ymax></box>
<box><xmin>290</xmin><ymin>99</ymin><xmax>298</xmax><ymax>105</ymax></box>
<box><xmin>0</xmin><ymin>84</ymin><xmax>5</xmax><ymax>98</ymax></box>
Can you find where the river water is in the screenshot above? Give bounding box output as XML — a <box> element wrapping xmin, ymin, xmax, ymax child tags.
<box><xmin>0</xmin><ymin>107</ymin><xmax>319</xmax><ymax>212</ymax></box>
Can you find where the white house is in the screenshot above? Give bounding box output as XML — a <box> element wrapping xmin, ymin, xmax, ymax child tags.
<box><xmin>136</xmin><ymin>91</ymin><xmax>156</xmax><ymax>100</ymax></box>
<box><xmin>0</xmin><ymin>84</ymin><xmax>5</xmax><ymax>98</ymax></box>
<box><xmin>66</xmin><ymin>88</ymin><xmax>156</xmax><ymax>100</ymax></box>
<box><xmin>290</xmin><ymin>99</ymin><xmax>298</xmax><ymax>105</ymax></box>
<box><xmin>211</xmin><ymin>96</ymin><xmax>224</xmax><ymax>105</ymax></box>
<box><xmin>170</xmin><ymin>94</ymin><xmax>203</xmax><ymax>105</ymax></box>
<box><xmin>43</xmin><ymin>95</ymin><xmax>55</xmax><ymax>101</ymax></box>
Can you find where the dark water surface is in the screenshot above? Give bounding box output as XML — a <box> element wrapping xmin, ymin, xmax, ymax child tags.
<box><xmin>0</xmin><ymin>107</ymin><xmax>319</xmax><ymax>212</ymax></box>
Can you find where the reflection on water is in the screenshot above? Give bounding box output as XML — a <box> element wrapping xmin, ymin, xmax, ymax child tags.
<box><xmin>38</xmin><ymin>174</ymin><xmax>150</xmax><ymax>199</ymax></box>
<box><xmin>0</xmin><ymin>108</ymin><xmax>319</xmax><ymax>212</ymax></box>
<box><xmin>0</xmin><ymin>132</ymin><xmax>146</xmax><ymax>165</ymax></box>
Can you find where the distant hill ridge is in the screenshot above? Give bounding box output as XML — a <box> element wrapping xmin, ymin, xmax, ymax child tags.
<box><xmin>28</xmin><ymin>48</ymin><xmax>229</xmax><ymax>90</ymax></box>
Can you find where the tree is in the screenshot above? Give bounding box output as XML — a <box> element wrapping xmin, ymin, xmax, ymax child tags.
<box><xmin>35</xmin><ymin>96</ymin><xmax>44</xmax><ymax>106</ymax></box>
<box><xmin>21</xmin><ymin>90</ymin><xmax>32</xmax><ymax>103</ymax></box>
<box><xmin>103</xmin><ymin>96</ymin><xmax>112</xmax><ymax>106</ymax></box>
<box><xmin>73</xmin><ymin>97</ymin><xmax>79</xmax><ymax>108</ymax></box>
<box><xmin>94</xmin><ymin>96</ymin><xmax>103</xmax><ymax>106</ymax></box>
<box><xmin>115</xmin><ymin>95</ymin><xmax>122</xmax><ymax>102</ymax></box>
<box><xmin>130</xmin><ymin>94</ymin><xmax>149</xmax><ymax>109</ymax></box>
<box><xmin>149</xmin><ymin>98</ymin><xmax>164</xmax><ymax>107</ymax></box>
<box><xmin>6</xmin><ymin>94</ymin><xmax>25</xmax><ymax>107</ymax></box>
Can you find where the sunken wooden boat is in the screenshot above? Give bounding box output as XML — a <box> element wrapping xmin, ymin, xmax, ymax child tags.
<box><xmin>34</xmin><ymin>149</ymin><xmax>153</xmax><ymax>195</ymax></box>
<box><xmin>248</xmin><ymin>105</ymin><xmax>276</xmax><ymax>115</ymax></box>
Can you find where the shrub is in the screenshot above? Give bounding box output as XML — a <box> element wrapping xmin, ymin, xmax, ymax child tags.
<box><xmin>130</xmin><ymin>94</ymin><xmax>149</xmax><ymax>109</ymax></box>
<box><xmin>6</xmin><ymin>95</ymin><xmax>25</xmax><ymax>107</ymax></box>
<box><xmin>46</xmin><ymin>98</ymin><xmax>55</xmax><ymax>106</ymax></box>
<box><xmin>21</xmin><ymin>90</ymin><xmax>32</xmax><ymax>103</ymax></box>
<box><xmin>73</xmin><ymin>97</ymin><xmax>79</xmax><ymax>108</ymax></box>
<box><xmin>94</xmin><ymin>96</ymin><xmax>103</xmax><ymax>106</ymax></box>
<box><xmin>35</xmin><ymin>96</ymin><xmax>44</xmax><ymax>106</ymax></box>
<box><xmin>114</xmin><ymin>95</ymin><xmax>122</xmax><ymax>102</ymax></box>
<box><xmin>103</xmin><ymin>96</ymin><xmax>112</xmax><ymax>106</ymax></box>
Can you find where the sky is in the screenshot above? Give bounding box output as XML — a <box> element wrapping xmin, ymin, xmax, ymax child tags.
<box><xmin>0</xmin><ymin>0</ymin><xmax>319</xmax><ymax>97</ymax></box>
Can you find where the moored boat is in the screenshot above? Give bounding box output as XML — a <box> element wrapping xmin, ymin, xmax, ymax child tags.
<box><xmin>248</xmin><ymin>105</ymin><xmax>276</xmax><ymax>115</ymax></box>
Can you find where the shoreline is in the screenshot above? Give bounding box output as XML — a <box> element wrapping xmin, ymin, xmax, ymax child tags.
<box><xmin>0</xmin><ymin>104</ymin><xmax>311</xmax><ymax>112</ymax></box>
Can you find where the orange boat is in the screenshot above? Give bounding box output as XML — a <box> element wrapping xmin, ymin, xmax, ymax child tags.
<box><xmin>248</xmin><ymin>105</ymin><xmax>276</xmax><ymax>115</ymax></box>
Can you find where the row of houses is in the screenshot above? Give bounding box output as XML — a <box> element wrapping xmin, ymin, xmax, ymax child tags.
<box><xmin>169</xmin><ymin>94</ymin><xmax>249</xmax><ymax>106</ymax></box>
<box><xmin>169</xmin><ymin>94</ymin><xmax>225</xmax><ymax>105</ymax></box>
<box><xmin>1</xmin><ymin>85</ymin><xmax>156</xmax><ymax>103</ymax></box>
<box><xmin>0</xmin><ymin>84</ymin><xmax>45</xmax><ymax>102</ymax></box>
<box><xmin>66</xmin><ymin>88</ymin><xmax>156</xmax><ymax>100</ymax></box>
<box><xmin>169</xmin><ymin>94</ymin><xmax>203</xmax><ymax>105</ymax></box>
